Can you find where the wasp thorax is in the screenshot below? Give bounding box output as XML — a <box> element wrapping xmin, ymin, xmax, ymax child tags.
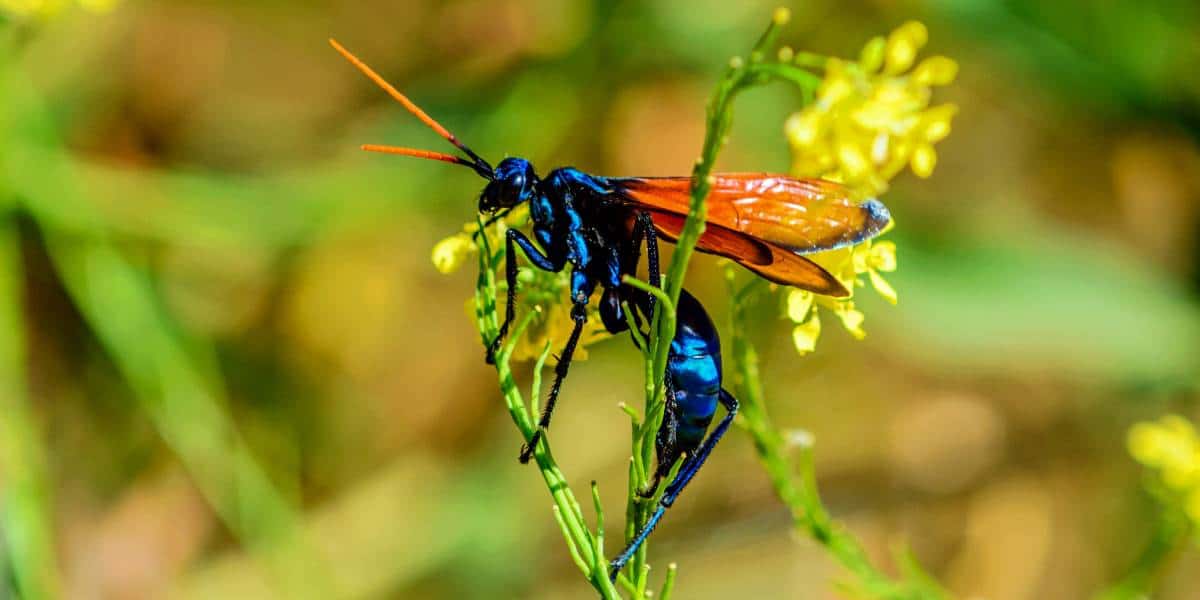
<box><xmin>479</xmin><ymin>157</ymin><xmax>539</xmax><ymax>213</ymax></box>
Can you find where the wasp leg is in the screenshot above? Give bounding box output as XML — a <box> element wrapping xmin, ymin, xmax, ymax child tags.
<box><xmin>519</xmin><ymin>275</ymin><xmax>594</xmax><ymax>463</ymax></box>
<box><xmin>636</xmin><ymin>211</ymin><xmax>661</xmax><ymax>290</ymax></box>
<box><xmin>487</xmin><ymin>228</ymin><xmax>562</xmax><ymax>364</ymax></box>
<box><xmin>625</xmin><ymin>211</ymin><xmax>661</xmax><ymax>328</ymax></box>
<box><xmin>608</xmin><ymin>389</ymin><xmax>739</xmax><ymax>581</ymax></box>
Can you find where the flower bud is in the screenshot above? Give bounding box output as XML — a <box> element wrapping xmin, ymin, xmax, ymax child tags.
<box><xmin>884</xmin><ymin>21</ymin><xmax>927</xmax><ymax>75</ymax></box>
<box><xmin>858</xmin><ymin>36</ymin><xmax>886</xmax><ymax>73</ymax></box>
<box><xmin>921</xmin><ymin>104</ymin><xmax>958</xmax><ymax>142</ymax></box>
<box><xmin>431</xmin><ymin>235</ymin><xmax>474</xmax><ymax>274</ymax></box>
<box><xmin>910</xmin><ymin>143</ymin><xmax>937</xmax><ymax>178</ymax></box>
<box><xmin>913</xmin><ymin>56</ymin><xmax>958</xmax><ymax>86</ymax></box>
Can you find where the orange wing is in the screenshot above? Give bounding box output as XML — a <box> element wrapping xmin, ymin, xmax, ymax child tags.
<box><xmin>645</xmin><ymin>210</ymin><xmax>849</xmax><ymax>297</ymax></box>
<box><xmin>613</xmin><ymin>173</ymin><xmax>890</xmax><ymax>255</ymax></box>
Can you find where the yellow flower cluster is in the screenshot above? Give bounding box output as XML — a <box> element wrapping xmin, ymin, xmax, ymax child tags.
<box><xmin>785</xmin><ymin>237</ymin><xmax>897</xmax><ymax>354</ymax></box>
<box><xmin>1128</xmin><ymin>415</ymin><xmax>1200</xmax><ymax>527</ymax></box>
<box><xmin>431</xmin><ymin>208</ymin><xmax>609</xmax><ymax>363</ymax></box>
<box><xmin>785</xmin><ymin>21</ymin><xmax>958</xmax><ymax>196</ymax></box>
<box><xmin>1</xmin><ymin>0</ymin><xmax>116</xmax><ymax>18</ymax></box>
<box><xmin>782</xmin><ymin>21</ymin><xmax>955</xmax><ymax>354</ymax></box>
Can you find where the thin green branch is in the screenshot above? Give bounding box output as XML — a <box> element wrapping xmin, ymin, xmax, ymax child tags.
<box><xmin>0</xmin><ymin>222</ymin><xmax>61</xmax><ymax>600</ymax></box>
<box><xmin>619</xmin><ymin>8</ymin><xmax>831</xmax><ymax>592</ymax></box>
<box><xmin>3</xmin><ymin>52</ymin><xmax>332</xmax><ymax>599</ymax></box>
<box><xmin>471</xmin><ymin>228</ymin><xmax>621</xmax><ymax>599</ymax></box>
<box><xmin>658</xmin><ymin>563</ymin><xmax>679</xmax><ymax>600</ymax></box>
<box><xmin>725</xmin><ymin>269</ymin><xmax>949</xmax><ymax>600</ymax></box>
<box><xmin>592</xmin><ymin>482</ymin><xmax>608</xmax><ymax>575</ymax></box>
<box><xmin>552</xmin><ymin>506</ymin><xmax>592</xmax><ymax>576</ymax></box>
<box><xmin>1095</xmin><ymin>509</ymin><xmax>1192</xmax><ymax>600</ymax></box>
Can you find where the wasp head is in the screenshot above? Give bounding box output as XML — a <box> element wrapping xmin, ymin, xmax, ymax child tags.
<box><xmin>479</xmin><ymin>157</ymin><xmax>538</xmax><ymax>213</ymax></box>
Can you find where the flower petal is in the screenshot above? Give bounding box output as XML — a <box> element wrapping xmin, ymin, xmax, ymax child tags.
<box><xmin>786</xmin><ymin>289</ymin><xmax>815</xmax><ymax>322</ymax></box>
<box><xmin>831</xmin><ymin>302</ymin><xmax>867</xmax><ymax>339</ymax></box>
<box><xmin>870</xmin><ymin>240</ymin><xmax>898</xmax><ymax>272</ymax></box>
<box><xmin>869</xmin><ymin>269</ymin><xmax>898</xmax><ymax>305</ymax></box>
<box><xmin>792</xmin><ymin>313</ymin><xmax>822</xmax><ymax>355</ymax></box>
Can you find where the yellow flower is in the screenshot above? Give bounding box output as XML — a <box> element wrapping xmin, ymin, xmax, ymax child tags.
<box><xmin>781</xmin><ymin>233</ymin><xmax>897</xmax><ymax>352</ymax></box>
<box><xmin>1</xmin><ymin>0</ymin><xmax>116</xmax><ymax>18</ymax></box>
<box><xmin>785</xmin><ymin>286</ymin><xmax>866</xmax><ymax>352</ymax></box>
<box><xmin>1127</xmin><ymin>415</ymin><xmax>1200</xmax><ymax>530</ymax></box>
<box><xmin>1128</xmin><ymin>415</ymin><xmax>1200</xmax><ymax>491</ymax></box>
<box><xmin>785</xmin><ymin>21</ymin><xmax>958</xmax><ymax>197</ymax></box>
<box><xmin>787</xmin><ymin>289</ymin><xmax>819</xmax><ymax>355</ymax></box>
<box><xmin>431</xmin><ymin>234</ymin><xmax>475</xmax><ymax>274</ymax></box>
<box><xmin>778</xmin><ymin>21</ymin><xmax>956</xmax><ymax>355</ymax></box>
<box><xmin>434</xmin><ymin>204</ymin><xmax>609</xmax><ymax>363</ymax></box>
<box><xmin>854</xmin><ymin>240</ymin><xmax>898</xmax><ymax>305</ymax></box>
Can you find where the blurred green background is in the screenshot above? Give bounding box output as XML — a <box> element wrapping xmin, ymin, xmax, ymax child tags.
<box><xmin>2</xmin><ymin>0</ymin><xmax>1199</xmax><ymax>598</ymax></box>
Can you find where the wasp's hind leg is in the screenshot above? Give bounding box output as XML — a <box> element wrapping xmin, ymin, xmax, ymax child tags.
<box><xmin>609</xmin><ymin>389</ymin><xmax>739</xmax><ymax>581</ymax></box>
<box><xmin>634</xmin><ymin>210</ymin><xmax>661</xmax><ymax>290</ymax></box>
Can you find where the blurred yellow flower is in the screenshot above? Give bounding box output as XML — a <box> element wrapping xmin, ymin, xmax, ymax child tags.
<box><xmin>1129</xmin><ymin>415</ymin><xmax>1200</xmax><ymax>491</ymax></box>
<box><xmin>432</xmin><ymin>205</ymin><xmax>609</xmax><ymax>363</ymax></box>
<box><xmin>1</xmin><ymin>0</ymin><xmax>116</xmax><ymax>18</ymax></box>
<box><xmin>431</xmin><ymin>234</ymin><xmax>475</xmax><ymax>275</ymax></box>
<box><xmin>785</xmin><ymin>21</ymin><xmax>958</xmax><ymax>196</ymax></box>
<box><xmin>1128</xmin><ymin>415</ymin><xmax>1200</xmax><ymax>531</ymax></box>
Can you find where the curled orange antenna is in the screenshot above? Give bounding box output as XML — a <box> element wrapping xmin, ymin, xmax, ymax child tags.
<box><xmin>330</xmin><ymin>38</ymin><xmax>493</xmax><ymax>178</ymax></box>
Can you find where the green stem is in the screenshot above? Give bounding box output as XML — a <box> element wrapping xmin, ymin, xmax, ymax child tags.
<box><xmin>0</xmin><ymin>221</ymin><xmax>61</xmax><ymax>600</ymax></box>
<box><xmin>1094</xmin><ymin>510</ymin><xmax>1191</xmax><ymax>600</ymax></box>
<box><xmin>620</xmin><ymin>8</ymin><xmax>816</xmax><ymax>592</ymax></box>
<box><xmin>3</xmin><ymin>48</ymin><xmax>332</xmax><ymax>599</ymax></box>
<box><xmin>726</xmin><ymin>270</ymin><xmax>948</xmax><ymax>600</ymax></box>
<box><xmin>472</xmin><ymin>228</ymin><xmax>622</xmax><ymax>599</ymax></box>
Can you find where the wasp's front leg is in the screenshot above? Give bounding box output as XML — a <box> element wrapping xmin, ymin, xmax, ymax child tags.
<box><xmin>487</xmin><ymin>228</ymin><xmax>564</xmax><ymax>364</ymax></box>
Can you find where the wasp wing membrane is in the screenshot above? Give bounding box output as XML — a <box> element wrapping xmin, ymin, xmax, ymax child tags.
<box><xmin>609</xmin><ymin>173</ymin><xmax>891</xmax><ymax>296</ymax></box>
<box><xmin>612</xmin><ymin>173</ymin><xmax>891</xmax><ymax>254</ymax></box>
<box><xmin>642</xmin><ymin>209</ymin><xmax>849</xmax><ymax>296</ymax></box>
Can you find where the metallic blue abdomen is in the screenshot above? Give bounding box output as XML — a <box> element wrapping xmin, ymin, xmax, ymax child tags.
<box><xmin>666</xmin><ymin>289</ymin><xmax>723</xmax><ymax>450</ymax></box>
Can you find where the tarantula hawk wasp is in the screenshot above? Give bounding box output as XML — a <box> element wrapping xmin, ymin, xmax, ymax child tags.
<box><xmin>329</xmin><ymin>39</ymin><xmax>889</xmax><ymax>460</ymax></box>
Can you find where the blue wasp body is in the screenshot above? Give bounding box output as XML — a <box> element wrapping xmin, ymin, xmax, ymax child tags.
<box><xmin>331</xmin><ymin>37</ymin><xmax>889</xmax><ymax>577</ymax></box>
<box><xmin>608</xmin><ymin>287</ymin><xmax>738</xmax><ymax>579</ymax></box>
<box><xmin>332</xmin><ymin>37</ymin><xmax>888</xmax><ymax>461</ymax></box>
<box><xmin>481</xmin><ymin>160</ymin><xmax>664</xmax><ymax>461</ymax></box>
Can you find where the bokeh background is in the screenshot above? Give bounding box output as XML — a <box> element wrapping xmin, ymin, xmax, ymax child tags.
<box><xmin>1</xmin><ymin>1</ymin><xmax>1199</xmax><ymax>598</ymax></box>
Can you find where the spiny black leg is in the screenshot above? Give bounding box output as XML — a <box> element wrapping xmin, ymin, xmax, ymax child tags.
<box><xmin>519</xmin><ymin>301</ymin><xmax>587</xmax><ymax>463</ymax></box>
<box><xmin>609</xmin><ymin>389</ymin><xmax>739</xmax><ymax>581</ymax></box>
<box><xmin>486</xmin><ymin>231</ymin><xmax>521</xmax><ymax>364</ymax></box>
<box><xmin>661</xmin><ymin>390</ymin><xmax>738</xmax><ymax>504</ymax></box>
<box><xmin>638</xmin><ymin>211</ymin><xmax>661</xmax><ymax>290</ymax></box>
<box><xmin>487</xmin><ymin>229</ymin><xmax>561</xmax><ymax>364</ymax></box>
<box><xmin>629</xmin><ymin>210</ymin><xmax>661</xmax><ymax>328</ymax></box>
